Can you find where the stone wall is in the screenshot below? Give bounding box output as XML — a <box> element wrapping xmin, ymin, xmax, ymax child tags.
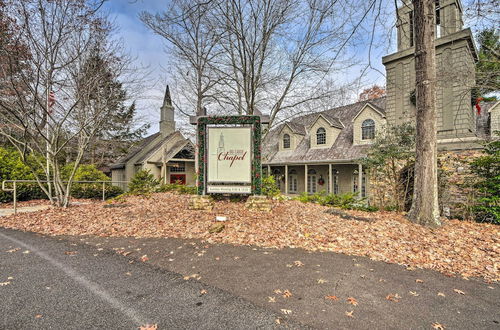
<box><xmin>367</xmin><ymin>149</ymin><xmax>484</xmax><ymax>219</ymax></box>
<box><xmin>438</xmin><ymin>150</ymin><xmax>483</xmax><ymax>219</ymax></box>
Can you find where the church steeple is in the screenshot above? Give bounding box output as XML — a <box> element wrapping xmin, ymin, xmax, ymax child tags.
<box><xmin>160</xmin><ymin>85</ymin><xmax>175</xmax><ymax>136</ymax></box>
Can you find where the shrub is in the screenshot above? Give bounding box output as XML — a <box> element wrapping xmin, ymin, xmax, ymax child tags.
<box><xmin>156</xmin><ymin>183</ymin><xmax>196</xmax><ymax>195</ymax></box>
<box><xmin>128</xmin><ymin>169</ymin><xmax>159</xmax><ymax>194</ymax></box>
<box><xmin>0</xmin><ymin>147</ymin><xmax>45</xmax><ymax>202</ymax></box>
<box><xmin>62</xmin><ymin>164</ymin><xmax>123</xmax><ymax>200</ymax></box>
<box><xmin>261</xmin><ymin>175</ymin><xmax>281</xmax><ymax>198</ymax></box>
<box><xmin>470</xmin><ymin>136</ymin><xmax>500</xmax><ymax>224</ymax></box>
<box><xmin>295</xmin><ymin>191</ymin><xmax>378</xmax><ymax>212</ymax></box>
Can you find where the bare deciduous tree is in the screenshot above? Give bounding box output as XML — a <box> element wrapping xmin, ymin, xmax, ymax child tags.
<box><xmin>141</xmin><ymin>0</ymin><xmax>378</xmax><ymax>127</ymax></box>
<box><xmin>140</xmin><ymin>0</ymin><xmax>222</xmax><ymax>116</ymax></box>
<box><xmin>0</xmin><ymin>0</ymin><xmax>136</xmax><ymax>207</ymax></box>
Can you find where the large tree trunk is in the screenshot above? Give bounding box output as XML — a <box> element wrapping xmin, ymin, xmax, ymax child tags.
<box><xmin>408</xmin><ymin>0</ymin><xmax>441</xmax><ymax>227</ymax></box>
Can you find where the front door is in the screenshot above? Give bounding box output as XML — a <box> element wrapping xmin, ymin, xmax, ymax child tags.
<box><xmin>170</xmin><ymin>174</ymin><xmax>186</xmax><ymax>185</ymax></box>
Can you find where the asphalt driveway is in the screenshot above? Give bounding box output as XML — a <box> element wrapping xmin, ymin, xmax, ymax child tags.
<box><xmin>0</xmin><ymin>228</ymin><xmax>301</xmax><ymax>329</ymax></box>
<box><xmin>67</xmin><ymin>234</ymin><xmax>500</xmax><ymax>330</ymax></box>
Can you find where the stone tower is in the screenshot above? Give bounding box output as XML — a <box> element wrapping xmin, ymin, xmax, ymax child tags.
<box><xmin>382</xmin><ymin>0</ymin><xmax>478</xmax><ymax>144</ymax></box>
<box><xmin>160</xmin><ymin>85</ymin><xmax>175</xmax><ymax>137</ymax></box>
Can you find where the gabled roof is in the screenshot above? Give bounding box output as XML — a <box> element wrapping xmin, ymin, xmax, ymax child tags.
<box><xmin>163</xmin><ymin>139</ymin><xmax>195</xmax><ymax>161</ymax></box>
<box><xmin>110</xmin><ymin>132</ymin><xmax>160</xmax><ymax>169</ymax></box>
<box><xmin>279</xmin><ymin>122</ymin><xmax>306</xmax><ymax>135</ymax></box>
<box><xmin>309</xmin><ymin>113</ymin><xmax>344</xmax><ymax>129</ymax></box>
<box><xmin>263</xmin><ymin>97</ymin><xmax>386</xmax><ymax>164</ymax></box>
<box><xmin>134</xmin><ymin>131</ymin><xmax>179</xmax><ymax>164</ymax></box>
<box><xmin>351</xmin><ymin>102</ymin><xmax>386</xmax><ymax>122</ymax></box>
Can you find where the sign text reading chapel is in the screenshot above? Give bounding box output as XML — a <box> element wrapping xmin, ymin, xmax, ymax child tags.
<box><xmin>192</xmin><ymin>115</ymin><xmax>265</xmax><ymax>195</ymax></box>
<box><xmin>207</xmin><ymin>127</ymin><xmax>252</xmax><ymax>193</ymax></box>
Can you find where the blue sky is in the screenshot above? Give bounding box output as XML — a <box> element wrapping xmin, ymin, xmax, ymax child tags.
<box><xmin>103</xmin><ymin>0</ymin><xmax>391</xmax><ymax>133</ymax></box>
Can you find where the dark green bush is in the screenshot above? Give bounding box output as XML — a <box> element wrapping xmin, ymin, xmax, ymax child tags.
<box><xmin>0</xmin><ymin>147</ymin><xmax>46</xmax><ymax>202</ymax></box>
<box><xmin>62</xmin><ymin>164</ymin><xmax>123</xmax><ymax>200</ymax></box>
<box><xmin>295</xmin><ymin>191</ymin><xmax>378</xmax><ymax>212</ymax></box>
<box><xmin>470</xmin><ymin>136</ymin><xmax>500</xmax><ymax>224</ymax></box>
<box><xmin>128</xmin><ymin>169</ymin><xmax>159</xmax><ymax>194</ymax></box>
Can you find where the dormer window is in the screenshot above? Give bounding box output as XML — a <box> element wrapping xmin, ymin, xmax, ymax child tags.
<box><xmin>283</xmin><ymin>133</ymin><xmax>291</xmax><ymax>149</ymax></box>
<box><xmin>361</xmin><ymin>119</ymin><xmax>375</xmax><ymax>140</ymax></box>
<box><xmin>316</xmin><ymin>127</ymin><xmax>326</xmax><ymax>145</ymax></box>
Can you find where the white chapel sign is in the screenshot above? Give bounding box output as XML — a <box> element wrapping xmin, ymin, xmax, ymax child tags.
<box><xmin>207</xmin><ymin>127</ymin><xmax>252</xmax><ymax>192</ymax></box>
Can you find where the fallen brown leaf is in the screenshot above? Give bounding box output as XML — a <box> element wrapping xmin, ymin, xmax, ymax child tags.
<box><xmin>139</xmin><ymin>324</ymin><xmax>158</xmax><ymax>330</ymax></box>
<box><xmin>386</xmin><ymin>293</ymin><xmax>401</xmax><ymax>302</ymax></box>
<box><xmin>347</xmin><ymin>297</ymin><xmax>358</xmax><ymax>306</ymax></box>
<box><xmin>325</xmin><ymin>295</ymin><xmax>339</xmax><ymax>301</ymax></box>
<box><xmin>345</xmin><ymin>311</ymin><xmax>354</xmax><ymax>318</ymax></box>
<box><xmin>283</xmin><ymin>290</ymin><xmax>292</xmax><ymax>298</ymax></box>
<box><xmin>453</xmin><ymin>289</ymin><xmax>465</xmax><ymax>295</ymax></box>
<box><xmin>432</xmin><ymin>322</ymin><xmax>445</xmax><ymax>329</ymax></box>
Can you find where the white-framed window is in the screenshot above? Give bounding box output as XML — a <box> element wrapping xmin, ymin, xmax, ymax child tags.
<box><xmin>283</xmin><ymin>133</ymin><xmax>291</xmax><ymax>149</ymax></box>
<box><xmin>361</xmin><ymin>119</ymin><xmax>375</xmax><ymax>140</ymax></box>
<box><xmin>288</xmin><ymin>169</ymin><xmax>298</xmax><ymax>193</ymax></box>
<box><xmin>332</xmin><ymin>169</ymin><xmax>339</xmax><ymax>194</ymax></box>
<box><xmin>170</xmin><ymin>162</ymin><xmax>185</xmax><ymax>173</ymax></box>
<box><xmin>316</xmin><ymin>127</ymin><xmax>326</xmax><ymax>145</ymax></box>
<box><xmin>307</xmin><ymin>168</ymin><xmax>317</xmax><ymax>194</ymax></box>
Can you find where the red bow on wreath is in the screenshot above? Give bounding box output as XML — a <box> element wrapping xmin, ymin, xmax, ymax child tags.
<box><xmin>318</xmin><ymin>176</ymin><xmax>325</xmax><ymax>186</ymax></box>
<box><xmin>475</xmin><ymin>97</ymin><xmax>484</xmax><ymax>115</ymax></box>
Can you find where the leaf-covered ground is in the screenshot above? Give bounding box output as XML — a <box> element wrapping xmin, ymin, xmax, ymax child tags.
<box><xmin>0</xmin><ymin>193</ymin><xmax>498</xmax><ymax>281</ymax></box>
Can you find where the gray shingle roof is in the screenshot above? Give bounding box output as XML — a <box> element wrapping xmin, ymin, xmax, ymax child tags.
<box><xmin>134</xmin><ymin>131</ymin><xmax>178</xmax><ymax>164</ymax></box>
<box><xmin>263</xmin><ymin>98</ymin><xmax>386</xmax><ymax>164</ymax></box>
<box><xmin>110</xmin><ymin>133</ymin><xmax>160</xmax><ymax>169</ymax></box>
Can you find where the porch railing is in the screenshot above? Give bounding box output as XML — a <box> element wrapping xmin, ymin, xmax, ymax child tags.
<box><xmin>1</xmin><ymin>180</ymin><xmax>129</xmax><ymax>214</ymax></box>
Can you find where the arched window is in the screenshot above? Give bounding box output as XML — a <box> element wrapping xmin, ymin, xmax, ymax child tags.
<box><xmin>361</xmin><ymin>119</ymin><xmax>375</xmax><ymax>140</ymax></box>
<box><xmin>283</xmin><ymin>134</ymin><xmax>291</xmax><ymax>149</ymax></box>
<box><xmin>316</xmin><ymin>127</ymin><xmax>326</xmax><ymax>145</ymax></box>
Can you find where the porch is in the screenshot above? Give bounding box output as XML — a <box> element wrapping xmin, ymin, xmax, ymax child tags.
<box><xmin>264</xmin><ymin>163</ymin><xmax>367</xmax><ymax>197</ymax></box>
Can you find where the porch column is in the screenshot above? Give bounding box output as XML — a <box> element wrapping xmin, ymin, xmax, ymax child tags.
<box><xmin>328</xmin><ymin>164</ymin><xmax>332</xmax><ymax>194</ymax></box>
<box><xmin>304</xmin><ymin>164</ymin><xmax>308</xmax><ymax>193</ymax></box>
<box><xmin>267</xmin><ymin>165</ymin><xmax>270</xmax><ymax>176</ymax></box>
<box><xmin>284</xmin><ymin>165</ymin><xmax>288</xmax><ymax>194</ymax></box>
<box><xmin>358</xmin><ymin>163</ymin><xmax>363</xmax><ymax>199</ymax></box>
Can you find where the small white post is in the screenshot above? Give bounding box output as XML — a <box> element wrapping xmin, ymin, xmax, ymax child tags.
<box><xmin>102</xmin><ymin>182</ymin><xmax>106</xmax><ymax>201</ymax></box>
<box><xmin>13</xmin><ymin>181</ymin><xmax>17</xmax><ymax>215</ymax></box>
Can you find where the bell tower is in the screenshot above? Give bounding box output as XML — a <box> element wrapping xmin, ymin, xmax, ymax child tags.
<box><xmin>383</xmin><ymin>0</ymin><xmax>478</xmax><ymax>146</ymax></box>
<box><xmin>160</xmin><ymin>85</ymin><xmax>175</xmax><ymax>137</ymax></box>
